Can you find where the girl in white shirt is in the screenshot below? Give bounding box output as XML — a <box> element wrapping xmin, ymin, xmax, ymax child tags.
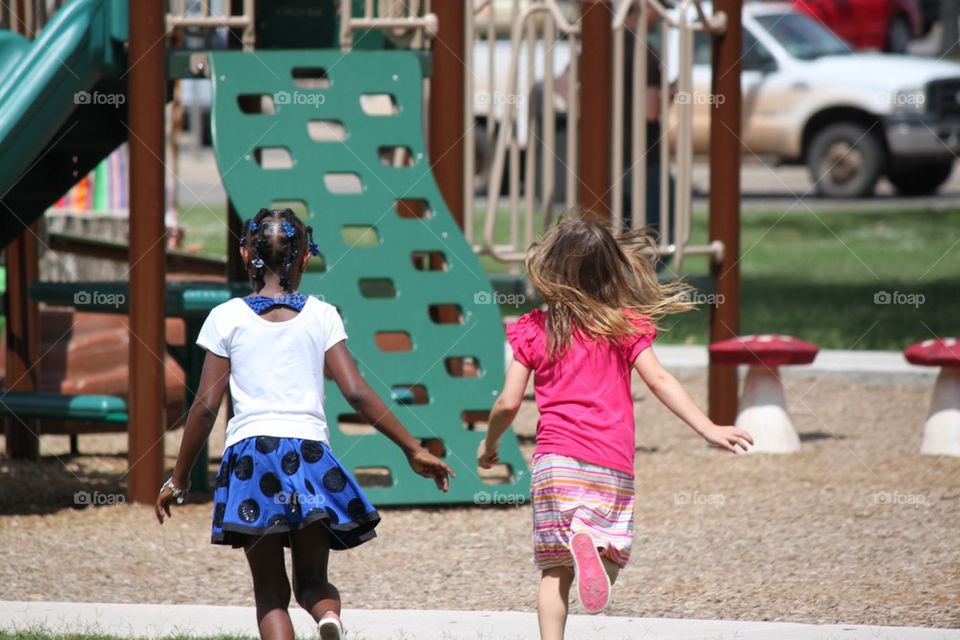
<box><xmin>156</xmin><ymin>208</ymin><xmax>452</xmax><ymax>640</ymax></box>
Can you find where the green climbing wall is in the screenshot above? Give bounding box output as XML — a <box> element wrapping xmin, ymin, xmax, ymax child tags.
<box><xmin>208</xmin><ymin>50</ymin><xmax>528</xmax><ymax>506</ymax></box>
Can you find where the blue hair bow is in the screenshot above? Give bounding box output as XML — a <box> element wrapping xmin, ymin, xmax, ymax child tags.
<box><xmin>281</xmin><ymin>220</ymin><xmax>296</xmax><ymax>239</ymax></box>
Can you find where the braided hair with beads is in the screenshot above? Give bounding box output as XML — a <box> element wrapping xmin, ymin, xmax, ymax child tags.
<box><xmin>239</xmin><ymin>208</ymin><xmax>320</xmax><ymax>293</ymax></box>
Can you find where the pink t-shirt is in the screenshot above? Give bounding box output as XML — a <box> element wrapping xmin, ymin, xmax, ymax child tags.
<box><xmin>506</xmin><ymin>309</ymin><xmax>655</xmax><ymax>477</ymax></box>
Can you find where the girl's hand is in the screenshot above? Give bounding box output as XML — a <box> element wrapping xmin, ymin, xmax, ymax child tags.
<box><xmin>477</xmin><ymin>439</ymin><xmax>499</xmax><ymax>469</ymax></box>
<box><xmin>701</xmin><ymin>424</ymin><xmax>753</xmax><ymax>453</ymax></box>
<box><xmin>407</xmin><ymin>448</ymin><xmax>455</xmax><ymax>492</ymax></box>
<box><xmin>155</xmin><ymin>484</ymin><xmax>178</xmax><ymax>524</ymax></box>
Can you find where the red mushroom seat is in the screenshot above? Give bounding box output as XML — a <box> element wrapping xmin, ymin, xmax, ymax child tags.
<box><xmin>904</xmin><ymin>338</ymin><xmax>960</xmax><ymax>456</ymax></box>
<box><xmin>710</xmin><ymin>335</ymin><xmax>819</xmax><ymax>367</ymax></box>
<box><xmin>709</xmin><ymin>335</ymin><xmax>819</xmax><ymax>454</ymax></box>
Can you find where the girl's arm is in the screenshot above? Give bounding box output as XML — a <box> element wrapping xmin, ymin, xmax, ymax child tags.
<box><xmin>325</xmin><ymin>341</ymin><xmax>454</xmax><ymax>491</ymax></box>
<box><xmin>156</xmin><ymin>351</ymin><xmax>231</xmax><ymax>523</ymax></box>
<box><xmin>633</xmin><ymin>348</ymin><xmax>753</xmax><ymax>453</ymax></box>
<box><xmin>478</xmin><ymin>361</ymin><xmax>531</xmax><ymax>467</ymax></box>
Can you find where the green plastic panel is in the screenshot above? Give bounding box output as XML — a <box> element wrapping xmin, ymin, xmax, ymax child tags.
<box><xmin>0</xmin><ymin>392</ymin><xmax>128</xmax><ymax>423</ymax></box>
<box><xmin>208</xmin><ymin>50</ymin><xmax>528</xmax><ymax>506</ymax></box>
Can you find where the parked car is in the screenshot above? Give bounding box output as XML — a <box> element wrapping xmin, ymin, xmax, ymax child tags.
<box><xmin>679</xmin><ymin>3</ymin><xmax>960</xmax><ymax>197</ymax></box>
<box><xmin>789</xmin><ymin>0</ymin><xmax>922</xmax><ymax>53</ymax></box>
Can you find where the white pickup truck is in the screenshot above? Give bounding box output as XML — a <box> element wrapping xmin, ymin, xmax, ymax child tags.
<box><xmin>680</xmin><ymin>3</ymin><xmax>960</xmax><ymax>197</ymax></box>
<box><xmin>473</xmin><ymin>2</ymin><xmax>960</xmax><ymax>198</ymax></box>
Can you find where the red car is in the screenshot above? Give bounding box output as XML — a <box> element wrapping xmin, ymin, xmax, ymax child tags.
<box><xmin>791</xmin><ymin>0</ymin><xmax>922</xmax><ymax>52</ymax></box>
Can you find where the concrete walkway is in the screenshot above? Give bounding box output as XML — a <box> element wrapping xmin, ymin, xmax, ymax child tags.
<box><xmin>1</xmin><ymin>601</ymin><xmax>957</xmax><ymax>640</ymax></box>
<box><xmin>651</xmin><ymin>345</ymin><xmax>935</xmax><ymax>387</ymax></box>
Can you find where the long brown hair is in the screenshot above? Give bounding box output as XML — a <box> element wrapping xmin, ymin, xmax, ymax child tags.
<box><xmin>525</xmin><ymin>217</ymin><xmax>693</xmax><ymax>359</ymax></box>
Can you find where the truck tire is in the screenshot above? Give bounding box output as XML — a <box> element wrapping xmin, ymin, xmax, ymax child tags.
<box><xmin>887</xmin><ymin>160</ymin><xmax>955</xmax><ymax>195</ymax></box>
<box><xmin>807</xmin><ymin>122</ymin><xmax>885</xmax><ymax>198</ymax></box>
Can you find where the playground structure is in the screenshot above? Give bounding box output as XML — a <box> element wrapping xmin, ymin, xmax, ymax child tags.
<box><xmin>0</xmin><ymin>0</ymin><xmax>746</xmax><ymax>505</ymax></box>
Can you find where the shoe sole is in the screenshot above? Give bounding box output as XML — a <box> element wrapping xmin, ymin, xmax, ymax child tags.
<box><xmin>318</xmin><ymin>617</ymin><xmax>343</xmax><ymax>640</ymax></box>
<box><xmin>570</xmin><ymin>531</ymin><xmax>611</xmax><ymax>614</ymax></box>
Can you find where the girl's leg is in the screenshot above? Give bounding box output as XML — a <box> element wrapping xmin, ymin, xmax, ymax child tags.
<box><xmin>290</xmin><ymin>521</ymin><xmax>341</xmax><ymax>621</ymax></box>
<box><xmin>537</xmin><ymin>567</ymin><xmax>574</xmax><ymax>640</ymax></box>
<box><xmin>244</xmin><ymin>535</ymin><xmax>294</xmax><ymax>640</ymax></box>
<box><xmin>602</xmin><ymin>557</ymin><xmax>621</xmax><ymax>585</ymax></box>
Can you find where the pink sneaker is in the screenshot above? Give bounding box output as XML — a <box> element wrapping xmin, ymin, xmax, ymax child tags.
<box><xmin>318</xmin><ymin>612</ymin><xmax>344</xmax><ymax>640</ymax></box>
<box><xmin>570</xmin><ymin>531</ymin><xmax>611</xmax><ymax>614</ymax></box>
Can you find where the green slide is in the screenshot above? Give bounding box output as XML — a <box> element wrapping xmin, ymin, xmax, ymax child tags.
<box><xmin>0</xmin><ymin>0</ymin><xmax>127</xmax><ymax>246</ymax></box>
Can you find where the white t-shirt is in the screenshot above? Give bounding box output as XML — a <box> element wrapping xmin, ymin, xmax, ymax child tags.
<box><xmin>195</xmin><ymin>296</ymin><xmax>347</xmax><ymax>449</ymax></box>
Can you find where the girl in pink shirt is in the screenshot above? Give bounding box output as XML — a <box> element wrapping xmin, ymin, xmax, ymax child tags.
<box><xmin>478</xmin><ymin>218</ymin><xmax>752</xmax><ymax>639</ymax></box>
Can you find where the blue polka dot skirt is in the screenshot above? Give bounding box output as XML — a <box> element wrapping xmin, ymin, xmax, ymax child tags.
<box><xmin>211</xmin><ymin>436</ymin><xmax>380</xmax><ymax>549</ymax></box>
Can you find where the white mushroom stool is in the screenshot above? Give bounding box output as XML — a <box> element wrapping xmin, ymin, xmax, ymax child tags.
<box><xmin>709</xmin><ymin>335</ymin><xmax>819</xmax><ymax>454</ymax></box>
<box><xmin>905</xmin><ymin>338</ymin><xmax>960</xmax><ymax>457</ymax></box>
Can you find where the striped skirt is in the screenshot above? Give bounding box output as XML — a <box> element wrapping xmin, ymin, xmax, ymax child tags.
<box><xmin>531</xmin><ymin>453</ymin><xmax>636</xmax><ymax>569</ymax></box>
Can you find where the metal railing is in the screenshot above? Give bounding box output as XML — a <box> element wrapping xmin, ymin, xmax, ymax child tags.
<box><xmin>339</xmin><ymin>0</ymin><xmax>438</xmax><ymax>50</ymax></box>
<box><xmin>0</xmin><ymin>1</ymin><xmax>256</xmax><ymax>47</ymax></box>
<box><xmin>470</xmin><ymin>0</ymin><xmax>726</xmax><ymax>270</ymax></box>
<box><xmin>0</xmin><ymin>0</ymin><xmax>68</xmax><ymax>36</ymax></box>
<box><xmin>166</xmin><ymin>0</ymin><xmax>256</xmax><ymax>49</ymax></box>
<box><xmin>470</xmin><ymin>0</ymin><xmax>578</xmax><ymax>260</ymax></box>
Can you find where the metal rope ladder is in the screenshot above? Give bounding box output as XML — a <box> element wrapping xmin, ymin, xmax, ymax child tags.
<box><xmin>208</xmin><ymin>49</ymin><xmax>528</xmax><ymax>505</ymax></box>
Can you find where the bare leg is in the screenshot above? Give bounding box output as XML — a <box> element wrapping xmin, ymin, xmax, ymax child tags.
<box><xmin>244</xmin><ymin>535</ymin><xmax>294</xmax><ymax>640</ymax></box>
<box><xmin>602</xmin><ymin>557</ymin><xmax>621</xmax><ymax>585</ymax></box>
<box><xmin>290</xmin><ymin>522</ymin><xmax>341</xmax><ymax>621</ymax></box>
<box><xmin>537</xmin><ymin>567</ymin><xmax>574</xmax><ymax>640</ymax></box>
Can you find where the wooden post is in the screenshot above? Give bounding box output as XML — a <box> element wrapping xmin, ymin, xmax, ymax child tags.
<box><xmin>127</xmin><ymin>0</ymin><xmax>167</xmax><ymax>504</ymax></box>
<box><xmin>226</xmin><ymin>0</ymin><xmax>249</xmax><ymax>284</ymax></box>
<box><xmin>708</xmin><ymin>0</ymin><xmax>742</xmax><ymax>425</ymax></box>
<box><xmin>429</xmin><ymin>0</ymin><xmax>466</xmax><ymax>230</ymax></box>
<box><xmin>3</xmin><ymin>2</ymin><xmax>40</xmax><ymax>461</ymax></box>
<box><xmin>226</xmin><ymin>201</ymin><xmax>246</xmax><ymax>281</ymax></box>
<box><xmin>4</xmin><ymin>223</ymin><xmax>40</xmax><ymax>460</ymax></box>
<box><xmin>578</xmin><ymin>0</ymin><xmax>613</xmax><ymax>222</ymax></box>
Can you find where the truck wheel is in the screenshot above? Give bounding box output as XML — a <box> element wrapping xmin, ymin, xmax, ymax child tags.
<box><xmin>886</xmin><ymin>15</ymin><xmax>912</xmax><ymax>53</ymax></box>
<box><xmin>807</xmin><ymin>123</ymin><xmax>885</xmax><ymax>198</ymax></box>
<box><xmin>887</xmin><ymin>161</ymin><xmax>955</xmax><ymax>195</ymax></box>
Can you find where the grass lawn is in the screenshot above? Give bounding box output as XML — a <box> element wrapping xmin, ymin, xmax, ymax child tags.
<box><xmin>664</xmin><ymin>207</ymin><xmax>960</xmax><ymax>350</ymax></box>
<box><xmin>178</xmin><ymin>203</ymin><xmax>960</xmax><ymax>351</ymax></box>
